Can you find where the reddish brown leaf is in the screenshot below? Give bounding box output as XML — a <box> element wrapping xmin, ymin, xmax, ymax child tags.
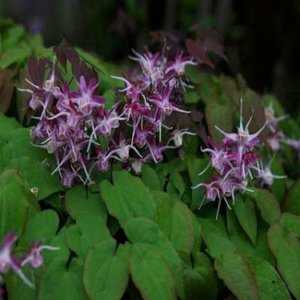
<box><xmin>185</xmin><ymin>39</ymin><xmax>213</xmax><ymax>67</ymax></box>
<box><xmin>204</xmin><ymin>38</ymin><xmax>227</xmax><ymax>60</ymax></box>
<box><xmin>0</xmin><ymin>69</ymin><xmax>15</xmax><ymax>113</ymax></box>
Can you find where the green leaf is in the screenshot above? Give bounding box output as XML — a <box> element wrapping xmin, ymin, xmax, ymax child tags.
<box><xmin>270</xmin><ymin>157</ymin><xmax>286</xmax><ymax>201</ymax></box>
<box><xmin>187</xmin><ymin>156</ymin><xmax>211</xmax><ymax>209</ymax></box>
<box><xmin>125</xmin><ymin>217</ymin><xmax>185</xmax><ymax>299</ymax></box>
<box><xmin>0</xmin><ymin>114</ymin><xmax>21</xmax><ymax>142</ymax></box>
<box><xmin>2</xmin><ymin>25</ymin><xmax>25</xmax><ymax>50</ymax></box>
<box><xmin>284</xmin><ymin>179</ymin><xmax>300</xmax><ymax>215</ymax></box>
<box><xmin>130</xmin><ymin>243</ymin><xmax>177</xmax><ymax>300</ymax></box>
<box><xmin>65</xmin><ymin>185</ymin><xmax>107</xmax><ymax>221</ymax></box>
<box><xmin>198</xmin><ymin>218</ymin><xmax>236</xmax><ymax>259</ymax></box>
<box><xmin>65</xmin><ymin>214</ymin><xmax>111</xmax><ymax>258</ymax></box>
<box><xmin>83</xmin><ymin>239</ymin><xmax>130</xmax><ymax>300</ymax></box>
<box><xmin>205</xmin><ymin>92</ymin><xmax>233</xmax><ymax>143</ymax></box>
<box><xmin>23</xmin><ymin>209</ymin><xmax>59</xmax><ymax>242</ymax></box>
<box><xmin>279</xmin><ymin>212</ymin><xmax>300</xmax><ymax>236</ymax></box>
<box><xmin>0</xmin><ymin>170</ymin><xmax>36</xmax><ymax>240</ymax></box>
<box><xmin>255</xmin><ymin>219</ymin><xmax>275</xmax><ymax>265</ymax></box>
<box><xmin>141</xmin><ymin>165</ymin><xmax>160</xmax><ymax>190</ymax></box>
<box><xmin>168</xmin><ymin>172</ymin><xmax>186</xmax><ymax>198</ymax></box>
<box><xmin>100</xmin><ymin>171</ymin><xmax>156</xmax><ymax>227</ymax></box>
<box><xmin>38</xmin><ymin>258</ymin><xmax>88</xmax><ymax>300</ymax></box>
<box><xmin>268</xmin><ymin>222</ymin><xmax>300</xmax><ymax>299</ymax></box>
<box><xmin>5</xmin><ymin>272</ymin><xmax>36</xmax><ymax>300</ymax></box>
<box><xmin>152</xmin><ymin>191</ymin><xmax>194</xmax><ymax>255</ymax></box>
<box><xmin>43</xmin><ymin>228</ymin><xmax>70</xmax><ymax>265</ymax></box>
<box><xmin>233</xmin><ymin>195</ymin><xmax>257</xmax><ymax>244</ymax></box>
<box><xmin>0</xmin><ymin>45</ymin><xmax>31</xmax><ymax>68</ymax></box>
<box><xmin>185</xmin><ymin>90</ymin><xmax>200</xmax><ymax>104</ymax></box>
<box><xmin>215</xmin><ymin>251</ymin><xmax>260</xmax><ymax>300</ymax></box>
<box><xmin>0</xmin><ymin>128</ymin><xmax>46</xmax><ymax>162</ymax></box>
<box><xmin>102</xmin><ymin>90</ymin><xmax>116</xmax><ymax>110</ymax></box>
<box><xmin>227</xmin><ymin>210</ymin><xmax>258</xmax><ymax>257</ymax></box>
<box><xmin>5</xmin><ymin>156</ymin><xmax>62</xmax><ymax>200</ymax></box>
<box><xmin>192</xmin><ymin>217</ymin><xmax>202</xmax><ymax>254</ymax></box>
<box><xmin>248</xmin><ymin>256</ymin><xmax>291</xmax><ymax>300</ymax></box>
<box><xmin>249</xmin><ymin>189</ymin><xmax>280</xmax><ymax>225</ymax></box>
<box><xmin>226</xmin><ymin>211</ymin><xmax>274</xmax><ymax>264</ymax></box>
<box><xmin>183</xmin><ymin>252</ymin><xmax>218</xmax><ymax>300</ymax></box>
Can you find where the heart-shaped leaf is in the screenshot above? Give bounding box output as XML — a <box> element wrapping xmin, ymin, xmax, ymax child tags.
<box><xmin>100</xmin><ymin>171</ymin><xmax>156</xmax><ymax>227</ymax></box>
<box><xmin>125</xmin><ymin>217</ymin><xmax>185</xmax><ymax>299</ymax></box>
<box><xmin>130</xmin><ymin>243</ymin><xmax>177</xmax><ymax>300</ymax></box>
<box><xmin>83</xmin><ymin>239</ymin><xmax>130</xmax><ymax>300</ymax></box>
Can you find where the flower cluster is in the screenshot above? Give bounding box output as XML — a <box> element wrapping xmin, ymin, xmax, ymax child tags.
<box><xmin>112</xmin><ymin>50</ymin><xmax>196</xmax><ymax>167</ymax></box>
<box><xmin>0</xmin><ymin>232</ymin><xmax>58</xmax><ymax>291</ymax></box>
<box><xmin>193</xmin><ymin>101</ymin><xmax>285</xmax><ymax>218</ymax></box>
<box><xmin>264</xmin><ymin>104</ymin><xmax>300</xmax><ymax>158</ymax></box>
<box><xmin>20</xmin><ymin>49</ymin><xmax>195</xmax><ymax>187</ymax></box>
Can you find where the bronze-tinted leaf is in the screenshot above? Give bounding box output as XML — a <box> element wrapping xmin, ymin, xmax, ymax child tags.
<box><xmin>0</xmin><ymin>69</ymin><xmax>15</xmax><ymax>113</ymax></box>
<box><xmin>185</xmin><ymin>39</ymin><xmax>213</xmax><ymax>67</ymax></box>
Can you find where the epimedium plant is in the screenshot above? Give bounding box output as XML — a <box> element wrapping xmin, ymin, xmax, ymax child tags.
<box><xmin>0</xmin><ymin>21</ymin><xmax>300</xmax><ymax>300</ymax></box>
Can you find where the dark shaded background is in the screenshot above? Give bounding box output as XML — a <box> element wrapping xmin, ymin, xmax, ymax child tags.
<box><xmin>1</xmin><ymin>0</ymin><xmax>300</xmax><ymax>115</ymax></box>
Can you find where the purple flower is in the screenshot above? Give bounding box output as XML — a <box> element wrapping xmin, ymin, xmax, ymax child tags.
<box><xmin>193</xmin><ymin>100</ymin><xmax>284</xmax><ymax>218</ymax></box>
<box><xmin>215</xmin><ymin>100</ymin><xmax>266</xmax><ymax>162</ymax></box>
<box><xmin>148</xmin><ymin>87</ymin><xmax>190</xmax><ymax>116</ymax></box>
<box><xmin>0</xmin><ymin>233</ymin><xmax>33</xmax><ymax>288</ymax></box>
<box><xmin>0</xmin><ymin>233</ymin><xmax>17</xmax><ymax>274</ymax></box>
<box><xmin>165</xmin><ymin>52</ymin><xmax>197</xmax><ymax>76</ymax></box>
<box><xmin>264</xmin><ymin>104</ymin><xmax>288</xmax><ymax>133</ymax></box>
<box><xmin>0</xmin><ymin>232</ymin><xmax>60</xmax><ymax>289</ymax></box>
<box><xmin>168</xmin><ymin>129</ymin><xmax>196</xmax><ymax>147</ymax></box>
<box><xmin>21</xmin><ymin>242</ymin><xmax>59</xmax><ymax>269</ymax></box>
<box><xmin>252</xmin><ymin>160</ymin><xmax>286</xmax><ymax>186</ymax></box>
<box><xmin>72</xmin><ymin>76</ymin><xmax>104</xmax><ymax>114</ymax></box>
<box><xmin>21</xmin><ymin>47</ymin><xmax>195</xmax><ymax>187</ymax></box>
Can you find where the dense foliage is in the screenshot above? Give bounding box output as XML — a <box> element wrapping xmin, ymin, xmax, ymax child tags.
<box><xmin>1</xmin><ymin>20</ymin><xmax>300</xmax><ymax>300</ymax></box>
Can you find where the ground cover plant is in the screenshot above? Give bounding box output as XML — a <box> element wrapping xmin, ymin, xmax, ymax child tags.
<box><xmin>1</xmin><ymin>20</ymin><xmax>300</xmax><ymax>300</ymax></box>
